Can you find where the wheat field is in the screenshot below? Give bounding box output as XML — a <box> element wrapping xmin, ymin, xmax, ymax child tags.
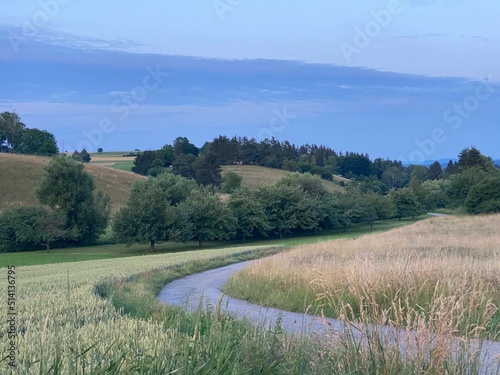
<box><xmin>0</xmin><ymin>245</ymin><xmax>273</xmax><ymax>374</ymax></box>
<box><xmin>226</xmin><ymin>215</ymin><xmax>500</xmax><ymax>342</ymax></box>
<box><xmin>224</xmin><ymin>215</ymin><xmax>500</xmax><ymax>372</ymax></box>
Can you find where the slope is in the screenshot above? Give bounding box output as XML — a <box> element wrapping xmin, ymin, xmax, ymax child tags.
<box><xmin>0</xmin><ymin>154</ymin><xmax>145</xmax><ymax>213</ymax></box>
<box><xmin>221</xmin><ymin>165</ymin><xmax>344</xmax><ymax>193</ymax></box>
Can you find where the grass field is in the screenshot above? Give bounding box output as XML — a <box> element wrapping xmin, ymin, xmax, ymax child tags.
<box><xmin>109</xmin><ymin>161</ymin><xmax>135</xmax><ymax>172</ymax></box>
<box><xmin>90</xmin><ymin>152</ymin><xmax>136</xmax><ymax>172</ymax></box>
<box><xmin>222</xmin><ymin>165</ymin><xmax>344</xmax><ymax>193</ymax></box>
<box><xmin>1</xmin><ymin>218</ymin><xmax>491</xmax><ymax>374</ymax></box>
<box><xmin>88</xmin><ymin>216</ymin><xmax>497</xmax><ymax>374</ymax></box>
<box><xmin>224</xmin><ymin>215</ymin><xmax>500</xmax><ymax>342</ymax></box>
<box><xmin>0</xmin><ymin>154</ymin><xmax>144</xmax><ymax>213</ymax></box>
<box><xmin>0</xmin><ymin>245</ymin><xmax>290</xmax><ymax>374</ymax></box>
<box><xmin>0</xmin><ymin>218</ymin><xmax>422</xmax><ymax>267</ymax></box>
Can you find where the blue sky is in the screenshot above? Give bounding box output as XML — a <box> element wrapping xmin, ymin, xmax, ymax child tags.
<box><xmin>0</xmin><ymin>0</ymin><xmax>499</xmax><ymax>161</ymax></box>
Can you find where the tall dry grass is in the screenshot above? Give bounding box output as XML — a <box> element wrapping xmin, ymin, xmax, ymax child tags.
<box><xmin>225</xmin><ymin>215</ymin><xmax>500</xmax><ymax>372</ymax></box>
<box><xmin>226</xmin><ymin>215</ymin><xmax>499</xmax><ymax>333</ymax></box>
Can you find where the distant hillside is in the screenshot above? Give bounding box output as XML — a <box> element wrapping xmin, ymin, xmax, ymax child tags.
<box><xmin>0</xmin><ymin>154</ymin><xmax>145</xmax><ymax>213</ymax></box>
<box><xmin>221</xmin><ymin>165</ymin><xmax>344</xmax><ymax>193</ymax></box>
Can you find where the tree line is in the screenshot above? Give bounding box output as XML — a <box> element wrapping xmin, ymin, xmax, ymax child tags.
<box><xmin>132</xmin><ymin>135</ymin><xmax>379</xmax><ymax>186</ymax></box>
<box><xmin>112</xmin><ymin>171</ymin><xmax>411</xmax><ymax>251</ymax></box>
<box><xmin>0</xmin><ymin>112</ymin><xmax>58</xmax><ymax>155</ymax></box>
<box><xmin>116</xmin><ymin>145</ymin><xmax>500</xmax><ymax>251</ymax></box>
<box><xmin>131</xmin><ymin>136</ymin><xmax>500</xmax><ymax>195</ymax></box>
<box><xmin>1</xmin><ymin>132</ymin><xmax>499</xmax><ymax>252</ymax></box>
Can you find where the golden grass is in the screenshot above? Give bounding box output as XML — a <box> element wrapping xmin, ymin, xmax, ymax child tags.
<box><xmin>225</xmin><ymin>215</ymin><xmax>500</xmax><ymax>340</ymax></box>
<box><xmin>221</xmin><ymin>165</ymin><xmax>344</xmax><ymax>193</ymax></box>
<box><xmin>0</xmin><ymin>154</ymin><xmax>144</xmax><ymax>213</ymax></box>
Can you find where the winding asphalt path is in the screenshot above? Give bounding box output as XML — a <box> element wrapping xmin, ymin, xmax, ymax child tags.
<box><xmin>158</xmin><ymin>260</ymin><xmax>500</xmax><ymax>374</ymax></box>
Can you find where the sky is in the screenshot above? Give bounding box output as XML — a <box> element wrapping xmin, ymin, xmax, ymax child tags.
<box><xmin>0</xmin><ymin>0</ymin><xmax>499</xmax><ymax>162</ymax></box>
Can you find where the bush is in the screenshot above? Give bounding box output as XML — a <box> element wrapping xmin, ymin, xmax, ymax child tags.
<box><xmin>464</xmin><ymin>176</ymin><xmax>500</xmax><ymax>214</ymax></box>
<box><xmin>221</xmin><ymin>171</ymin><xmax>243</xmax><ymax>193</ymax></box>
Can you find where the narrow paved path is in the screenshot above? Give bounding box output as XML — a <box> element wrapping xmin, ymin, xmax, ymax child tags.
<box><xmin>158</xmin><ymin>260</ymin><xmax>500</xmax><ymax>374</ymax></box>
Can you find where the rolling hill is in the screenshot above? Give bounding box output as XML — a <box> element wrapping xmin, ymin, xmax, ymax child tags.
<box><xmin>0</xmin><ymin>154</ymin><xmax>145</xmax><ymax>214</ymax></box>
<box><xmin>221</xmin><ymin>165</ymin><xmax>344</xmax><ymax>193</ymax></box>
<box><xmin>0</xmin><ymin>155</ymin><xmax>344</xmax><ymax>215</ymax></box>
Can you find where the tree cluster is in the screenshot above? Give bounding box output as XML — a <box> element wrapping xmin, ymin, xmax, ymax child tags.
<box><xmin>132</xmin><ymin>136</ymin><xmax>383</xmax><ymax>186</ymax></box>
<box><xmin>0</xmin><ymin>112</ymin><xmax>58</xmax><ymax>155</ymax></box>
<box><xmin>112</xmin><ymin>172</ymin><xmax>426</xmax><ymax>251</ymax></box>
<box><xmin>118</xmin><ymin>145</ymin><xmax>500</xmax><ymax>252</ymax></box>
<box><xmin>0</xmin><ymin>156</ymin><xmax>111</xmax><ymax>252</ymax></box>
<box><xmin>72</xmin><ymin>149</ymin><xmax>92</xmax><ymax>163</ymax></box>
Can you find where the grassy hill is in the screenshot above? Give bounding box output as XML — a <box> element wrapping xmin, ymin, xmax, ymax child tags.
<box><xmin>0</xmin><ymin>155</ymin><xmax>343</xmax><ymax>216</ymax></box>
<box><xmin>222</xmin><ymin>165</ymin><xmax>344</xmax><ymax>193</ymax></box>
<box><xmin>0</xmin><ymin>154</ymin><xmax>145</xmax><ymax>213</ymax></box>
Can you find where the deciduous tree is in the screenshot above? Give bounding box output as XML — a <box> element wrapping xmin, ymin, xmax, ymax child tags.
<box><xmin>464</xmin><ymin>177</ymin><xmax>500</xmax><ymax>214</ymax></box>
<box><xmin>178</xmin><ymin>187</ymin><xmax>236</xmax><ymax>247</ymax></box>
<box><xmin>390</xmin><ymin>188</ymin><xmax>424</xmax><ymax>220</ymax></box>
<box><xmin>228</xmin><ymin>189</ymin><xmax>269</xmax><ymax>241</ymax></box>
<box><xmin>36</xmin><ymin>156</ymin><xmax>110</xmax><ymax>243</ymax></box>
<box><xmin>112</xmin><ymin>174</ymin><xmax>197</xmax><ymax>251</ymax></box>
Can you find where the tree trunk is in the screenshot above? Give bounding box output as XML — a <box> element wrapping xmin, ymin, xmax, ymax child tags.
<box><xmin>370</xmin><ymin>222</ymin><xmax>373</xmax><ymax>229</ymax></box>
<box><xmin>46</xmin><ymin>242</ymin><xmax>50</xmax><ymax>253</ymax></box>
<box><xmin>149</xmin><ymin>240</ymin><xmax>155</xmax><ymax>252</ymax></box>
<box><xmin>279</xmin><ymin>231</ymin><xmax>283</xmax><ymax>239</ymax></box>
<box><xmin>198</xmin><ymin>240</ymin><xmax>202</xmax><ymax>248</ymax></box>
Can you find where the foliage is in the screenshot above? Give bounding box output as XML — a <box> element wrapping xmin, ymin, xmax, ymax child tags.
<box><xmin>0</xmin><ymin>111</ymin><xmax>58</xmax><ymax>155</ymax></box>
<box><xmin>0</xmin><ymin>111</ymin><xmax>26</xmax><ymax>152</ymax></box>
<box><xmin>258</xmin><ymin>183</ymin><xmax>325</xmax><ymax>238</ymax></box>
<box><xmin>420</xmin><ymin>179</ymin><xmax>450</xmax><ymax>210</ymax></box>
<box><xmin>0</xmin><ymin>206</ymin><xmax>67</xmax><ymax>252</ymax></box>
<box><xmin>172</xmin><ymin>153</ymin><xmax>197</xmax><ymax>180</ymax></box>
<box><xmin>447</xmin><ymin>166</ymin><xmax>491</xmax><ymax>207</ymax></box>
<box><xmin>464</xmin><ymin>176</ymin><xmax>500</xmax><ymax>214</ymax></box>
<box><xmin>36</xmin><ymin>156</ymin><xmax>110</xmax><ymax>243</ymax></box>
<box><xmin>72</xmin><ymin>148</ymin><xmax>91</xmax><ymax>163</ymax></box>
<box><xmin>178</xmin><ymin>186</ymin><xmax>236</xmax><ymax>247</ymax></box>
<box><xmin>338</xmin><ymin>152</ymin><xmax>372</xmax><ymax>177</ymax></box>
<box><xmin>221</xmin><ymin>171</ymin><xmax>243</xmax><ymax>193</ymax></box>
<box><xmin>276</xmin><ymin>172</ymin><xmax>328</xmax><ymax>198</ymax></box>
<box><xmin>458</xmin><ymin>146</ymin><xmax>494</xmax><ymax>172</ymax></box>
<box><xmin>228</xmin><ymin>189</ymin><xmax>270</xmax><ymax>241</ymax></box>
<box><xmin>390</xmin><ymin>188</ymin><xmax>425</xmax><ymax>220</ymax></box>
<box><xmin>173</xmin><ymin>136</ymin><xmax>199</xmax><ymax>157</ymax></box>
<box><xmin>132</xmin><ymin>150</ymin><xmax>160</xmax><ymax>175</ymax></box>
<box><xmin>193</xmin><ymin>152</ymin><xmax>222</xmax><ymax>187</ymax></box>
<box><xmin>112</xmin><ymin>173</ymin><xmax>197</xmax><ymax>251</ymax></box>
<box><xmin>18</xmin><ymin>128</ymin><xmax>58</xmax><ymax>155</ymax></box>
<box><xmin>428</xmin><ymin>161</ymin><xmax>443</xmax><ymax>180</ymax></box>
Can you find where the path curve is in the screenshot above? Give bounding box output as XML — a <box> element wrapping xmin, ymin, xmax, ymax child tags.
<box><xmin>158</xmin><ymin>260</ymin><xmax>500</xmax><ymax>374</ymax></box>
